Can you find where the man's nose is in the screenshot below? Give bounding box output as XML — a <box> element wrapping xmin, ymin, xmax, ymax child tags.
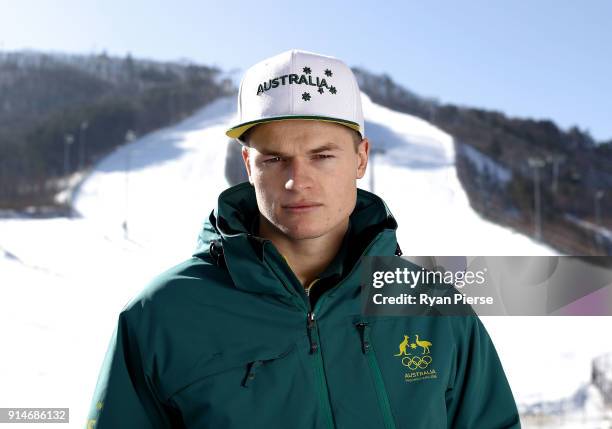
<box><xmin>284</xmin><ymin>158</ymin><xmax>313</xmax><ymax>191</ymax></box>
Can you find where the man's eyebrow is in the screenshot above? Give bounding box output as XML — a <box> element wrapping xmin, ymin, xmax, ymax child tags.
<box><xmin>308</xmin><ymin>142</ymin><xmax>341</xmax><ymax>154</ymax></box>
<box><xmin>258</xmin><ymin>142</ymin><xmax>341</xmax><ymax>156</ymax></box>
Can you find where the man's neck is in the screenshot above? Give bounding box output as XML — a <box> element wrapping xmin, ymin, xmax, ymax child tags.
<box><xmin>258</xmin><ymin>215</ymin><xmax>349</xmax><ymax>288</ymax></box>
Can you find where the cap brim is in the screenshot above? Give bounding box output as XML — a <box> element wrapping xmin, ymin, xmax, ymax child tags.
<box><xmin>225</xmin><ymin>115</ymin><xmax>362</xmax><ymax>140</ymax></box>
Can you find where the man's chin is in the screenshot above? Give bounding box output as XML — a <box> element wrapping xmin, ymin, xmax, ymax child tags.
<box><xmin>278</xmin><ymin>224</ymin><xmax>326</xmax><ymax>240</ymax></box>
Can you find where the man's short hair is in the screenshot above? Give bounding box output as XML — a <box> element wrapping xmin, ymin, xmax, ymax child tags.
<box><xmin>239</xmin><ymin>124</ymin><xmax>363</xmax><ymax>153</ymax></box>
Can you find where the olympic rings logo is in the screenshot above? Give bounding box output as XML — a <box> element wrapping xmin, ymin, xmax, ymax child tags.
<box><xmin>401</xmin><ymin>355</ymin><xmax>432</xmax><ymax>370</ymax></box>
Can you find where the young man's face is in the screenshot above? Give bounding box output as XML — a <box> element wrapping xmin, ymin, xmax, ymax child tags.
<box><xmin>241</xmin><ymin>119</ymin><xmax>369</xmax><ymax>240</ymax></box>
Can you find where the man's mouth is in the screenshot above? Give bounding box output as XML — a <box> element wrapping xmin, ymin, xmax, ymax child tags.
<box><xmin>283</xmin><ymin>202</ymin><xmax>323</xmax><ymax>212</ymax></box>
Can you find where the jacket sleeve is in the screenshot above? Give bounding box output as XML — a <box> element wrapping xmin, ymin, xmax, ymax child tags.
<box><xmin>85</xmin><ymin>310</ymin><xmax>180</xmax><ymax>429</ymax></box>
<box><xmin>445</xmin><ymin>316</ymin><xmax>521</xmax><ymax>428</ymax></box>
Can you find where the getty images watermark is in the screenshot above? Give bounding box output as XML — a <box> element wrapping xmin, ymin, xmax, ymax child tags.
<box><xmin>360</xmin><ymin>256</ymin><xmax>612</xmax><ymax>316</ymax></box>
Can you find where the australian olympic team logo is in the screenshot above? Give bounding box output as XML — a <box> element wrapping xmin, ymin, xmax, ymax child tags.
<box><xmin>256</xmin><ymin>65</ymin><xmax>337</xmax><ymax>102</ymax></box>
<box><xmin>393</xmin><ymin>334</ymin><xmax>438</xmax><ymax>382</ymax></box>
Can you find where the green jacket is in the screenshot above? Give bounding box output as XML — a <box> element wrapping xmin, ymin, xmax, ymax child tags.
<box><xmin>87</xmin><ymin>182</ymin><xmax>521</xmax><ymax>429</ymax></box>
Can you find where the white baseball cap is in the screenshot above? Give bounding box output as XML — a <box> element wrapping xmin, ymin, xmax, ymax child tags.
<box><xmin>225</xmin><ymin>49</ymin><xmax>365</xmax><ymax>142</ymax></box>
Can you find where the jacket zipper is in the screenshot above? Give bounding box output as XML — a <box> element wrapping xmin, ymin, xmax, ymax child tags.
<box><xmin>300</xmin><ymin>234</ymin><xmax>390</xmax><ymax>429</ymax></box>
<box><xmin>356</xmin><ymin>322</ymin><xmax>398</xmax><ymax>429</ymax></box>
<box><xmin>261</xmin><ymin>243</ymin><xmax>337</xmax><ymax>427</ymax></box>
<box><xmin>267</xmin><ymin>232</ymin><xmax>392</xmax><ymax>429</ymax></box>
<box><xmin>307</xmin><ymin>310</ymin><xmax>336</xmax><ymax>429</ymax></box>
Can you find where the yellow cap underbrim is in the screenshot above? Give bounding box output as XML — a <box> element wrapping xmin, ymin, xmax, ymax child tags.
<box><xmin>225</xmin><ymin>115</ymin><xmax>362</xmax><ymax>140</ymax></box>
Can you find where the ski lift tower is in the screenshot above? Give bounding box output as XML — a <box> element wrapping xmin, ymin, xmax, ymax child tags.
<box><xmin>123</xmin><ymin>130</ymin><xmax>136</xmax><ymax>240</ymax></box>
<box><xmin>369</xmin><ymin>147</ymin><xmax>386</xmax><ymax>194</ymax></box>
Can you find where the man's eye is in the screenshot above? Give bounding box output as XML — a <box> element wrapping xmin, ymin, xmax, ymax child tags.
<box><xmin>315</xmin><ymin>154</ymin><xmax>334</xmax><ymax>160</ymax></box>
<box><xmin>263</xmin><ymin>157</ymin><xmax>282</xmax><ymax>164</ymax></box>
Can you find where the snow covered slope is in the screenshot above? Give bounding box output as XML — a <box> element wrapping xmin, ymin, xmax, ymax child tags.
<box><xmin>1</xmin><ymin>93</ymin><xmax>610</xmax><ymax>428</ymax></box>
<box><xmin>359</xmin><ymin>93</ymin><xmax>557</xmax><ymax>256</ymax></box>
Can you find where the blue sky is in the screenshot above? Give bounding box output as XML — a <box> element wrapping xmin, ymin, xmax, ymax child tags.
<box><xmin>2</xmin><ymin>0</ymin><xmax>611</xmax><ymax>141</ymax></box>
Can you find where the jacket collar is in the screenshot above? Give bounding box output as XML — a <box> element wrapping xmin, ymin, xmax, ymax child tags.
<box><xmin>193</xmin><ymin>182</ymin><xmax>399</xmax><ymax>300</ymax></box>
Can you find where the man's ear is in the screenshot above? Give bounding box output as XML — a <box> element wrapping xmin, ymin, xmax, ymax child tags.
<box><xmin>241</xmin><ymin>145</ymin><xmax>253</xmax><ymax>184</ymax></box>
<box><xmin>356</xmin><ymin>137</ymin><xmax>369</xmax><ymax>179</ymax></box>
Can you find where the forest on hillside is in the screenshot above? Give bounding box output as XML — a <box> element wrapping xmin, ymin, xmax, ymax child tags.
<box><xmin>0</xmin><ymin>51</ymin><xmax>233</xmax><ymax>210</ymax></box>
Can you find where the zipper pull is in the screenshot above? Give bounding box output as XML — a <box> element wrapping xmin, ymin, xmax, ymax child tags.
<box><xmin>307</xmin><ymin>311</ymin><xmax>315</xmax><ymax>328</ymax></box>
<box><xmin>242</xmin><ymin>360</ymin><xmax>264</xmax><ymax>388</ymax></box>
<box><xmin>307</xmin><ymin>312</ymin><xmax>318</xmax><ymax>354</ymax></box>
<box><xmin>355</xmin><ymin>322</ymin><xmax>371</xmax><ymax>354</ymax></box>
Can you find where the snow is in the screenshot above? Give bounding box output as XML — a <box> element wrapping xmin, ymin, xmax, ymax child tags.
<box><xmin>565</xmin><ymin>213</ymin><xmax>612</xmax><ymax>241</ymax></box>
<box><xmin>360</xmin><ymin>92</ymin><xmax>557</xmax><ymax>256</ymax></box>
<box><xmin>0</xmin><ymin>93</ymin><xmax>610</xmax><ymax>428</ymax></box>
<box><xmin>456</xmin><ymin>141</ymin><xmax>513</xmax><ymax>184</ymax></box>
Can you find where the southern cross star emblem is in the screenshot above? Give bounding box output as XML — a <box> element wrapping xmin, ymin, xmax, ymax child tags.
<box><xmin>302</xmin><ymin>92</ymin><xmax>311</xmax><ymax>101</ymax></box>
<box><xmin>318</xmin><ymin>87</ymin><xmax>324</xmax><ymax>94</ymax></box>
<box><xmin>325</xmin><ymin>69</ymin><xmax>333</xmax><ymax>77</ymax></box>
<box><xmin>303</xmin><ymin>66</ymin><xmax>311</xmax><ymax>74</ymax></box>
<box><xmin>329</xmin><ymin>86</ymin><xmax>337</xmax><ymax>94</ymax></box>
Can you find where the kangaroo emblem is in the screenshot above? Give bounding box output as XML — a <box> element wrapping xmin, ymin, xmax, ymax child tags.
<box><xmin>394</xmin><ymin>335</ymin><xmax>410</xmax><ymax>356</ymax></box>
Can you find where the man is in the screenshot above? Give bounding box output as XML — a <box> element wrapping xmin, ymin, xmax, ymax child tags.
<box><xmin>86</xmin><ymin>49</ymin><xmax>521</xmax><ymax>428</ymax></box>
